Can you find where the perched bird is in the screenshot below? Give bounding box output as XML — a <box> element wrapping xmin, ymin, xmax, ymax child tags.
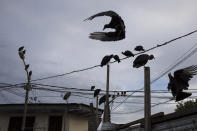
<box><xmin>84</xmin><ymin>10</ymin><xmax>125</xmax><ymax>41</ymax></box>
<box><xmin>25</xmin><ymin>64</ymin><xmax>29</xmax><ymax>70</ymax></box>
<box><xmin>99</xmin><ymin>95</ymin><xmax>106</xmax><ymax>105</ymax></box>
<box><xmin>122</xmin><ymin>50</ymin><xmax>134</xmax><ymax>57</ymax></box>
<box><xmin>113</xmin><ymin>55</ymin><xmax>121</xmax><ymax>63</ymax></box>
<box><xmin>18</xmin><ymin>46</ymin><xmax>24</xmax><ymax>51</ymax></box>
<box><xmin>101</xmin><ymin>54</ymin><xmax>114</xmax><ymax>67</ymax></box>
<box><xmin>133</xmin><ymin>54</ymin><xmax>154</xmax><ymax>68</ymax></box>
<box><xmin>94</xmin><ymin>89</ymin><xmax>101</xmax><ymax>98</ymax></box>
<box><xmin>167</xmin><ymin>65</ymin><xmax>197</xmax><ymax>101</ymax></box>
<box><xmin>91</xmin><ymin>86</ymin><xmax>95</xmax><ymax>91</ymax></box>
<box><xmin>63</xmin><ymin>92</ymin><xmax>71</xmax><ymax>101</ymax></box>
<box><xmin>99</xmin><ymin>95</ymin><xmax>112</xmax><ymax>105</ymax></box>
<box><xmin>134</xmin><ymin>46</ymin><xmax>145</xmax><ymax>52</ymax></box>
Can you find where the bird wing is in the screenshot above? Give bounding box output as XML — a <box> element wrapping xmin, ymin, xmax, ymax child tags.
<box><xmin>89</xmin><ymin>32</ymin><xmax>125</xmax><ymax>41</ymax></box>
<box><xmin>174</xmin><ymin>65</ymin><xmax>197</xmax><ymax>88</ymax></box>
<box><xmin>84</xmin><ymin>11</ymin><xmax>119</xmax><ymax>21</ymax></box>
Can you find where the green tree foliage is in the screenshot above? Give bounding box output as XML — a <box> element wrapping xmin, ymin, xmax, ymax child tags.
<box><xmin>175</xmin><ymin>99</ymin><xmax>197</xmax><ymax>111</ymax></box>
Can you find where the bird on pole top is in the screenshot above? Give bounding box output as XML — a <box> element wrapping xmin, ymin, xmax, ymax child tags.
<box><xmin>100</xmin><ymin>54</ymin><xmax>114</xmax><ymax>67</ymax></box>
<box><xmin>133</xmin><ymin>54</ymin><xmax>154</xmax><ymax>68</ymax></box>
<box><xmin>84</xmin><ymin>10</ymin><xmax>125</xmax><ymax>41</ymax></box>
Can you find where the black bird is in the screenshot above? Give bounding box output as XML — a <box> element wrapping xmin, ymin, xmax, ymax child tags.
<box><xmin>101</xmin><ymin>54</ymin><xmax>114</xmax><ymax>67</ymax></box>
<box><xmin>91</xmin><ymin>86</ymin><xmax>95</xmax><ymax>91</ymax></box>
<box><xmin>84</xmin><ymin>10</ymin><xmax>125</xmax><ymax>41</ymax></box>
<box><xmin>134</xmin><ymin>46</ymin><xmax>145</xmax><ymax>52</ymax></box>
<box><xmin>167</xmin><ymin>65</ymin><xmax>197</xmax><ymax>101</ymax></box>
<box><xmin>99</xmin><ymin>95</ymin><xmax>106</xmax><ymax>105</ymax></box>
<box><xmin>133</xmin><ymin>54</ymin><xmax>154</xmax><ymax>68</ymax></box>
<box><xmin>113</xmin><ymin>55</ymin><xmax>121</xmax><ymax>63</ymax></box>
<box><xmin>18</xmin><ymin>46</ymin><xmax>24</xmax><ymax>51</ymax></box>
<box><xmin>63</xmin><ymin>92</ymin><xmax>71</xmax><ymax>101</ymax></box>
<box><xmin>94</xmin><ymin>89</ymin><xmax>101</xmax><ymax>98</ymax></box>
<box><xmin>122</xmin><ymin>50</ymin><xmax>134</xmax><ymax>57</ymax></box>
<box><xmin>99</xmin><ymin>95</ymin><xmax>111</xmax><ymax>105</ymax></box>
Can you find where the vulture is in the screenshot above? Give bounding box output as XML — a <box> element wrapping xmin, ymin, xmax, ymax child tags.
<box><xmin>167</xmin><ymin>65</ymin><xmax>197</xmax><ymax>101</ymax></box>
<box><xmin>18</xmin><ymin>46</ymin><xmax>24</xmax><ymax>51</ymax></box>
<box><xmin>94</xmin><ymin>89</ymin><xmax>101</xmax><ymax>98</ymax></box>
<box><xmin>99</xmin><ymin>95</ymin><xmax>106</xmax><ymax>105</ymax></box>
<box><xmin>99</xmin><ymin>95</ymin><xmax>111</xmax><ymax>105</ymax></box>
<box><xmin>122</xmin><ymin>50</ymin><xmax>134</xmax><ymax>57</ymax></box>
<box><xmin>113</xmin><ymin>55</ymin><xmax>121</xmax><ymax>63</ymax></box>
<box><xmin>100</xmin><ymin>54</ymin><xmax>114</xmax><ymax>67</ymax></box>
<box><xmin>84</xmin><ymin>10</ymin><xmax>125</xmax><ymax>41</ymax></box>
<box><xmin>134</xmin><ymin>46</ymin><xmax>145</xmax><ymax>52</ymax></box>
<box><xmin>91</xmin><ymin>86</ymin><xmax>95</xmax><ymax>91</ymax></box>
<box><xmin>63</xmin><ymin>92</ymin><xmax>71</xmax><ymax>101</ymax></box>
<box><xmin>133</xmin><ymin>54</ymin><xmax>154</xmax><ymax>68</ymax></box>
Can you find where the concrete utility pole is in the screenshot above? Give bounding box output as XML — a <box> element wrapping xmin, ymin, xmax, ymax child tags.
<box><xmin>103</xmin><ymin>65</ymin><xmax>110</xmax><ymax>122</ymax></box>
<box><xmin>18</xmin><ymin>46</ymin><xmax>32</xmax><ymax>131</ymax></box>
<box><xmin>144</xmin><ymin>66</ymin><xmax>151</xmax><ymax>131</ymax></box>
<box><xmin>96</xmin><ymin>96</ymin><xmax>99</xmax><ymax>126</ymax></box>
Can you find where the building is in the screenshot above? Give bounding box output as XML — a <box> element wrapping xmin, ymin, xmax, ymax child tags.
<box><xmin>0</xmin><ymin>103</ymin><xmax>102</xmax><ymax>131</ymax></box>
<box><xmin>118</xmin><ymin>106</ymin><xmax>197</xmax><ymax>131</ymax></box>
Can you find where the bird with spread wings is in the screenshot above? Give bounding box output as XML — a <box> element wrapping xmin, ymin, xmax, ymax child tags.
<box><xmin>84</xmin><ymin>10</ymin><xmax>125</xmax><ymax>41</ymax></box>
<box><xmin>167</xmin><ymin>65</ymin><xmax>197</xmax><ymax>101</ymax></box>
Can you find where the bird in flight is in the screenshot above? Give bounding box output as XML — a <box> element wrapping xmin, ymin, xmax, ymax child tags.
<box><xmin>167</xmin><ymin>65</ymin><xmax>197</xmax><ymax>101</ymax></box>
<box><xmin>84</xmin><ymin>10</ymin><xmax>125</xmax><ymax>41</ymax></box>
<box><xmin>133</xmin><ymin>54</ymin><xmax>154</xmax><ymax>68</ymax></box>
<box><xmin>134</xmin><ymin>45</ymin><xmax>145</xmax><ymax>52</ymax></box>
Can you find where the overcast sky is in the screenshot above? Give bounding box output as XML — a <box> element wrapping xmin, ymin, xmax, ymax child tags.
<box><xmin>0</xmin><ymin>0</ymin><xmax>197</xmax><ymax>123</ymax></box>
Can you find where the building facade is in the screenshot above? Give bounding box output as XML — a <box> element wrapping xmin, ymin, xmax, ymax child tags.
<box><xmin>0</xmin><ymin>103</ymin><xmax>102</xmax><ymax>131</ymax></box>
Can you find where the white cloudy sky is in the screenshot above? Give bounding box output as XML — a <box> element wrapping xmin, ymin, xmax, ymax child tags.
<box><xmin>0</xmin><ymin>0</ymin><xmax>197</xmax><ymax>123</ymax></box>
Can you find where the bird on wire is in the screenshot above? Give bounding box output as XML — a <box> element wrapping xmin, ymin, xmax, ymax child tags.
<box><xmin>122</xmin><ymin>50</ymin><xmax>134</xmax><ymax>57</ymax></box>
<box><xmin>99</xmin><ymin>95</ymin><xmax>106</xmax><ymax>105</ymax></box>
<box><xmin>113</xmin><ymin>55</ymin><xmax>121</xmax><ymax>63</ymax></box>
<box><xmin>84</xmin><ymin>10</ymin><xmax>125</xmax><ymax>41</ymax></box>
<box><xmin>133</xmin><ymin>54</ymin><xmax>154</xmax><ymax>68</ymax></box>
<box><xmin>94</xmin><ymin>89</ymin><xmax>101</xmax><ymax>98</ymax></box>
<box><xmin>100</xmin><ymin>54</ymin><xmax>114</xmax><ymax>67</ymax></box>
<box><xmin>91</xmin><ymin>86</ymin><xmax>95</xmax><ymax>91</ymax></box>
<box><xmin>134</xmin><ymin>45</ymin><xmax>145</xmax><ymax>52</ymax></box>
<box><xmin>167</xmin><ymin>65</ymin><xmax>197</xmax><ymax>101</ymax></box>
<box><xmin>63</xmin><ymin>92</ymin><xmax>71</xmax><ymax>103</ymax></box>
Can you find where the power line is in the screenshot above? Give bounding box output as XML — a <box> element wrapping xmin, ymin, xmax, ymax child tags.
<box><xmin>112</xmin><ymin>43</ymin><xmax>197</xmax><ymax>111</ymax></box>
<box><xmin>30</xmin><ymin>30</ymin><xmax>197</xmax><ymax>82</ymax></box>
<box><xmin>112</xmin><ymin>99</ymin><xmax>174</xmax><ymax>114</ymax></box>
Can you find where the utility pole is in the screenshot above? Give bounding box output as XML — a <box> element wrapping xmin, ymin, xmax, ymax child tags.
<box><xmin>96</xmin><ymin>96</ymin><xmax>99</xmax><ymax>126</ymax></box>
<box><xmin>18</xmin><ymin>46</ymin><xmax>32</xmax><ymax>131</ymax></box>
<box><xmin>144</xmin><ymin>66</ymin><xmax>151</xmax><ymax>131</ymax></box>
<box><xmin>103</xmin><ymin>64</ymin><xmax>110</xmax><ymax>122</ymax></box>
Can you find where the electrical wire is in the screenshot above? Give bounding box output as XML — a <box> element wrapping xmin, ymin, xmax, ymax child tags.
<box><xmin>30</xmin><ymin>30</ymin><xmax>197</xmax><ymax>82</ymax></box>
<box><xmin>112</xmin><ymin>43</ymin><xmax>197</xmax><ymax>111</ymax></box>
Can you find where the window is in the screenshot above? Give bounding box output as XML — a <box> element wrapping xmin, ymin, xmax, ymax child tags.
<box><xmin>48</xmin><ymin>116</ymin><xmax>62</xmax><ymax>131</ymax></box>
<box><xmin>8</xmin><ymin>116</ymin><xmax>35</xmax><ymax>131</ymax></box>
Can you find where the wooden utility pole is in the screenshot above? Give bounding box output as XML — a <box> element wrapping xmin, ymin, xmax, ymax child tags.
<box><xmin>103</xmin><ymin>64</ymin><xmax>110</xmax><ymax>122</ymax></box>
<box><xmin>144</xmin><ymin>66</ymin><xmax>151</xmax><ymax>131</ymax></box>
